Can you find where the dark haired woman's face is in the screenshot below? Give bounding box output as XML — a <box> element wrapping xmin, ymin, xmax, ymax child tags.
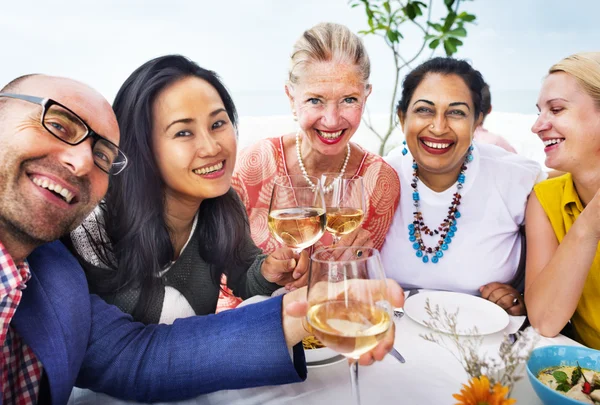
<box><xmin>151</xmin><ymin>76</ymin><xmax>237</xmax><ymax>204</ymax></box>
<box><xmin>400</xmin><ymin>73</ymin><xmax>479</xmax><ymax>181</ymax></box>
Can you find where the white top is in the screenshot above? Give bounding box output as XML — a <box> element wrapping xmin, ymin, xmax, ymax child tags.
<box><xmin>157</xmin><ymin>213</ymin><xmax>198</xmax><ymax>324</ymax></box>
<box><xmin>381</xmin><ymin>142</ymin><xmax>546</xmax><ymax>295</ymax></box>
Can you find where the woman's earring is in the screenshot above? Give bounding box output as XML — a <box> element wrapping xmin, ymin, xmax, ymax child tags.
<box><xmin>402</xmin><ymin>140</ymin><xmax>408</xmax><ymax>156</ymax></box>
<box><xmin>292</xmin><ymin>110</ymin><xmax>298</xmax><ymax>122</ymax></box>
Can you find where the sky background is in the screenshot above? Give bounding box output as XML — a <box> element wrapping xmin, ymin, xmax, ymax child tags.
<box><xmin>1</xmin><ymin>0</ymin><xmax>598</xmax><ymax>117</ymax></box>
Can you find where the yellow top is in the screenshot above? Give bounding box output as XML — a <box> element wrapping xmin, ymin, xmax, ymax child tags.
<box><xmin>534</xmin><ymin>173</ymin><xmax>600</xmax><ymax>349</ymax></box>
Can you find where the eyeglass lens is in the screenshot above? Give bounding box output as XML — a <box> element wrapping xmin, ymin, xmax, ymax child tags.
<box><xmin>43</xmin><ymin>103</ymin><xmax>121</xmax><ymax>173</ymax></box>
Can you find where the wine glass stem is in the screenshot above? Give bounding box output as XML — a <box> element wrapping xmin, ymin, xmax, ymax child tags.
<box><xmin>349</xmin><ymin>360</ymin><xmax>361</xmax><ymax>405</ymax></box>
<box><xmin>331</xmin><ymin>234</ymin><xmax>341</xmax><ymax>245</ymax></box>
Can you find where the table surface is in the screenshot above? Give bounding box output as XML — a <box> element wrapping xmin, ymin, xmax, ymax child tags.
<box><xmin>69</xmin><ymin>295</ymin><xmax>580</xmax><ymax>405</ymax></box>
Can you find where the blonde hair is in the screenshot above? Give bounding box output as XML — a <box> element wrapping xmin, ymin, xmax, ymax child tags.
<box><xmin>288</xmin><ymin>22</ymin><xmax>370</xmax><ymax>86</ymax></box>
<box><xmin>549</xmin><ymin>52</ymin><xmax>600</xmax><ymax>108</ymax></box>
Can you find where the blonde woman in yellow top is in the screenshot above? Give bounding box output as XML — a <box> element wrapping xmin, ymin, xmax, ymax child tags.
<box><xmin>525</xmin><ymin>52</ymin><xmax>600</xmax><ymax>349</ymax></box>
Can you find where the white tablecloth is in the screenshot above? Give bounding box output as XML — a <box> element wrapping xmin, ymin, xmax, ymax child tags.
<box><xmin>69</xmin><ymin>303</ymin><xmax>580</xmax><ymax>405</ymax></box>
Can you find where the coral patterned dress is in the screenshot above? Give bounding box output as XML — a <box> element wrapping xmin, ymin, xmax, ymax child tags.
<box><xmin>216</xmin><ymin>137</ymin><xmax>400</xmax><ymax>311</ymax></box>
<box><xmin>232</xmin><ymin>136</ymin><xmax>400</xmax><ymax>253</ymax></box>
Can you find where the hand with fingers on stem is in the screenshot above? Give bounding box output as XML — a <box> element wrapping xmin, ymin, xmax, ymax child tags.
<box><xmin>261</xmin><ymin>247</ymin><xmax>310</xmax><ymax>289</ymax></box>
<box><xmin>282</xmin><ymin>278</ymin><xmax>405</xmax><ymax>364</ymax></box>
<box><xmin>335</xmin><ymin>227</ymin><xmax>374</xmax><ymax>249</ymax></box>
<box><xmin>305</xmin><ymin>247</ymin><xmax>403</xmax><ymax>405</ymax></box>
<box><xmin>283</xmin><ymin>228</ymin><xmax>374</xmax><ymax>291</ymax></box>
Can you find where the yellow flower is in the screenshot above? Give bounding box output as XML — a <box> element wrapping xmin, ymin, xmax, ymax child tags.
<box><xmin>453</xmin><ymin>375</ymin><xmax>517</xmax><ymax>405</ymax></box>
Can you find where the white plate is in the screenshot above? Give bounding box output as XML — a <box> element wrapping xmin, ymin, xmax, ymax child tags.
<box><xmin>307</xmin><ymin>354</ymin><xmax>346</xmax><ymax>368</ymax></box>
<box><xmin>403</xmin><ymin>290</ymin><xmax>509</xmax><ymax>335</ymax></box>
<box><xmin>304</xmin><ymin>346</ymin><xmax>339</xmax><ymax>363</ymax></box>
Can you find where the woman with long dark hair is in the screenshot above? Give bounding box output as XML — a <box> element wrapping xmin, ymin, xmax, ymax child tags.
<box><xmin>65</xmin><ymin>55</ymin><xmax>306</xmax><ymax>324</ymax></box>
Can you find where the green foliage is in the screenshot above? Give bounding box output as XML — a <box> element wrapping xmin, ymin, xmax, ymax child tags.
<box><xmin>552</xmin><ymin>370</ymin><xmax>572</xmax><ymax>391</ymax></box>
<box><xmin>553</xmin><ymin>371</ymin><xmax>568</xmax><ymax>383</ymax></box>
<box><xmin>348</xmin><ymin>0</ymin><xmax>477</xmax><ymax>155</ymax></box>
<box><xmin>350</xmin><ymin>0</ymin><xmax>476</xmax><ymax>60</ymax></box>
<box><xmin>571</xmin><ymin>365</ymin><xmax>583</xmax><ymax>385</ymax></box>
<box><xmin>550</xmin><ymin>368</ymin><xmax>576</xmax><ymax>393</ymax></box>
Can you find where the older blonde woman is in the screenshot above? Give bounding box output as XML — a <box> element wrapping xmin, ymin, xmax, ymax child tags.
<box><xmin>525</xmin><ymin>52</ymin><xmax>600</xmax><ymax>349</ymax></box>
<box><xmin>232</xmin><ymin>23</ymin><xmax>400</xmax><ymax>290</ymax></box>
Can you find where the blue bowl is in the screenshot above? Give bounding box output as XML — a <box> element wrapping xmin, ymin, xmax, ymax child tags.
<box><xmin>527</xmin><ymin>345</ymin><xmax>600</xmax><ymax>405</ymax></box>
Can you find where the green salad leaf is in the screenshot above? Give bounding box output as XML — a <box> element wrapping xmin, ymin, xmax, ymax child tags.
<box><xmin>553</xmin><ymin>371</ymin><xmax>568</xmax><ymax>383</ymax></box>
<box><xmin>572</xmin><ymin>365</ymin><xmax>583</xmax><ymax>385</ymax></box>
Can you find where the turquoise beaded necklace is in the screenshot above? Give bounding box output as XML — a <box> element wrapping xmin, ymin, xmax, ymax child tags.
<box><xmin>408</xmin><ymin>145</ymin><xmax>474</xmax><ymax>264</ymax></box>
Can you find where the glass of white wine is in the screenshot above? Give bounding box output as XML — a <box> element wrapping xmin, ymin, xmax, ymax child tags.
<box><xmin>268</xmin><ymin>175</ymin><xmax>327</xmax><ymax>254</ymax></box>
<box><xmin>306</xmin><ymin>246</ymin><xmax>392</xmax><ymax>405</ymax></box>
<box><xmin>321</xmin><ymin>174</ymin><xmax>366</xmax><ymax>245</ymax></box>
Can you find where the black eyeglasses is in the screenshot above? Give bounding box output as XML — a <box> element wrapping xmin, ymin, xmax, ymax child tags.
<box><xmin>0</xmin><ymin>92</ymin><xmax>128</xmax><ymax>175</ymax></box>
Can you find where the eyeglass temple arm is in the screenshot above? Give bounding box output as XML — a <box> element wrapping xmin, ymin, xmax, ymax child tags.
<box><xmin>0</xmin><ymin>93</ymin><xmax>47</xmax><ymax>105</ymax></box>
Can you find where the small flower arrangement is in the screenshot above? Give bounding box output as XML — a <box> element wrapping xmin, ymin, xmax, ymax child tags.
<box><xmin>419</xmin><ymin>298</ymin><xmax>538</xmax><ymax>404</ymax></box>
<box><xmin>453</xmin><ymin>375</ymin><xmax>515</xmax><ymax>405</ymax></box>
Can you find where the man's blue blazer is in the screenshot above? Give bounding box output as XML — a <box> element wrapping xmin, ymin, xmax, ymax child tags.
<box><xmin>9</xmin><ymin>241</ymin><xmax>306</xmax><ymax>405</ymax></box>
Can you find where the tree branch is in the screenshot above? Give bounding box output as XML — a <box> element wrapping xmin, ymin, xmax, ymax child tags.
<box><xmin>362</xmin><ymin>107</ymin><xmax>383</xmax><ymax>141</ymax></box>
<box><xmin>403</xmin><ymin>36</ymin><xmax>429</xmax><ymax>67</ymax></box>
<box><xmin>454</xmin><ymin>0</ymin><xmax>461</xmax><ymax>13</ymax></box>
<box><xmin>388</xmin><ymin>59</ymin><xmax>400</xmax><ymax>130</ymax></box>
<box><xmin>400</xmin><ymin>0</ymin><xmax>434</xmax><ymax>69</ymax></box>
<box><xmin>397</xmin><ymin>54</ymin><xmax>411</xmax><ymax>70</ymax></box>
<box><xmin>354</xmin><ymin>0</ymin><xmax>469</xmax><ymax>155</ymax></box>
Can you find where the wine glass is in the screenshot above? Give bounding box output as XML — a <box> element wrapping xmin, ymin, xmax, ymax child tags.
<box><xmin>268</xmin><ymin>174</ymin><xmax>327</xmax><ymax>254</ymax></box>
<box><xmin>306</xmin><ymin>246</ymin><xmax>392</xmax><ymax>405</ymax></box>
<box><xmin>321</xmin><ymin>174</ymin><xmax>366</xmax><ymax>245</ymax></box>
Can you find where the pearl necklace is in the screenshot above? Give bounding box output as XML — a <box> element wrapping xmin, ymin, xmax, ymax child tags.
<box><xmin>295</xmin><ymin>131</ymin><xmax>351</xmax><ymax>193</ymax></box>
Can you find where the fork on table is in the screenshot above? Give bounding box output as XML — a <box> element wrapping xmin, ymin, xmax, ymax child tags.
<box><xmin>390</xmin><ymin>309</ymin><xmax>406</xmax><ymax>364</ymax></box>
<box><xmin>389</xmin><ymin>289</ymin><xmax>420</xmax><ymax>363</ymax></box>
<box><xmin>389</xmin><ymin>290</ymin><xmax>420</xmax><ymax>364</ymax></box>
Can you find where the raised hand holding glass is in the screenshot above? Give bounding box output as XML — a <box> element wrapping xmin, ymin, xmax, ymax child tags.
<box><xmin>307</xmin><ymin>246</ymin><xmax>392</xmax><ymax>405</ymax></box>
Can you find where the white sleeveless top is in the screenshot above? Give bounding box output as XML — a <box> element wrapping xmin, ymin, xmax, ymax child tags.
<box><xmin>381</xmin><ymin>142</ymin><xmax>546</xmax><ymax>295</ymax></box>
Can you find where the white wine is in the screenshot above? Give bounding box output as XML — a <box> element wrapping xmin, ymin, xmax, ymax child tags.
<box><xmin>326</xmin><ymin>207</ymin><xmax>364</xmax><ymax>236</ymax></box>
<box><xmin>268</xmin><ymin>207</ymin><xmax>326</xmax><ymax>250</ymax></box>
<box><xmin>306</xmin><ymin>300</ymin><xmax>391</xmax><ymax>359</ymax></box>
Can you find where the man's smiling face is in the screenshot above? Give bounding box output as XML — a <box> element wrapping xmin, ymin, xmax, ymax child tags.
<box><xmin>0</xmin><ymin>75</ymin><xmax>119</xmax><ymax>251</ymax></box>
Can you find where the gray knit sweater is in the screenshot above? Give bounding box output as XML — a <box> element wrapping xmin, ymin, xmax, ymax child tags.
<box><xmin>69</xmin><ymin>209</ymin><xmax>280</xmax><ymax>324</ymax></box>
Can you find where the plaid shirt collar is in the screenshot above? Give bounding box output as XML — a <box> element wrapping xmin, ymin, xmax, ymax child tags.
<box><xmin>0</xmin><ymin>239</ymin><xmax>31</xmax><ymax>297</ymax></box>
<box><xmin>0</xmin><ymin>238</ymin><xmax>42</xmax><ymax>405</ymax></box>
